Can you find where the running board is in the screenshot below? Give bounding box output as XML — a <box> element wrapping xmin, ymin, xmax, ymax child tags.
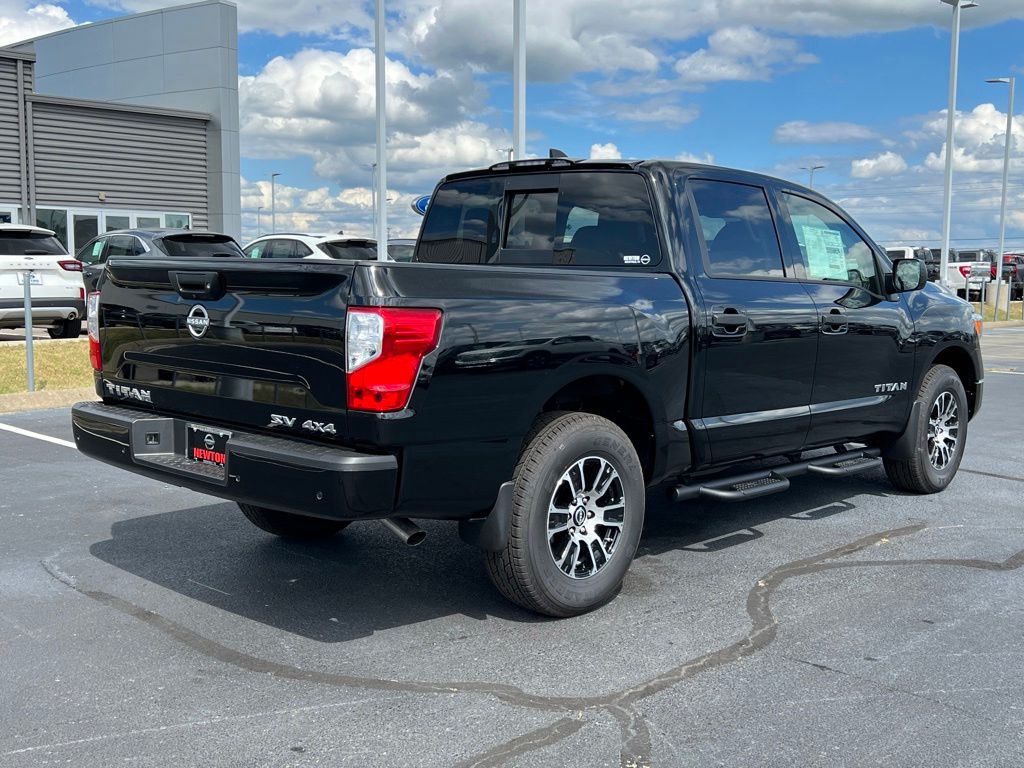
<box><xmin>671</xmin><ymin>448</ymin><xmax>882</xmax><ymax>503</ymax></box>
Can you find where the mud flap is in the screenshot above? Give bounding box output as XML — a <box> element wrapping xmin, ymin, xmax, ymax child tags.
<box><xmin>881</xmin><ymin>400</ymin><xmax>924</xmax><ymax>460</ymax></box>
<box><xmin>457</xmin><ymin>481</ymin><xmax>514</xmax><ymax>552</ymax></box>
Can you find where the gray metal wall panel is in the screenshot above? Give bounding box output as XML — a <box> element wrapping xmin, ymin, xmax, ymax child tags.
<box><xmin>0</xmin><ymin>59</ymin><xmax>23</xmax><ymax>203</ymax></box>
<box><xmin>31</xmin><ymin>102</ymin><xmax>209</xmax><ymax>229</ymax></box>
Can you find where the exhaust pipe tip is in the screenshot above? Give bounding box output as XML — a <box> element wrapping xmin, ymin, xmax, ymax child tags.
<box><xmin>382</xmin><ymin>517</ymin><xmax>426</xmax><ymax>546</ymax></box>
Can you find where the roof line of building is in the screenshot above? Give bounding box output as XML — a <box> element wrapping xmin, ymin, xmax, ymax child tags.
<box><xmin>27</xmin><ymin>93</ymin><xmax>211</xmax><ymax>121</ymax></box>
<box><xmin>2</xmin><ymin>0</ymin><xmax>236</xmax><ymax>49</ymax></box>
<box><xmin>0</xmin><ymin>48</ymin><xmax>36</xmax><ymax>62</ymax></box>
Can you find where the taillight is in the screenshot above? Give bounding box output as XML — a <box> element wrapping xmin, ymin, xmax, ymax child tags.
<box><xmin>346</xmin><ymin>307</ymin><xmax>442</xmax><ymax>412</ymax></box>
<box><xmin>58</xmin><ymin>259</ymin><xmax>83</xmax><ymax>272</ymax></box>
<box><xmin>958</xmin><ymin>266</ymin><xmax>972</xmax><ymax>278</ymax></box>
<box><xmin>87</xmin><ymin>292</ymin><xmax>101</xmax><ymax>371</ymax></box>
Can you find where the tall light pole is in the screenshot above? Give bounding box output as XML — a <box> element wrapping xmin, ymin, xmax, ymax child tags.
<box><xmin>270</xmin><ymin>172</ymin><xmax>281</xmax><ymax>233</ymax></box>
<box><xmin>499</xmin><ymin>147</ymin><xmax>514</xmax><ymax>162</ymax></box>
<box><xmin>374</xmin><ymin>0</ymin><xmax>388</xmax><ymax>259</ymax></box>
<box><xmin>512</xmin><ymin>0</ymin><xmax>526</xmax><ymax>159</ymax></box>
<box><xmin>801</xmin><ymin>164</ymin><xmax>825</xmax><ymax>189</ymax></box>
<box><xmin>256</xmin><ymin>205</ymin><xmax>263</xmax><ymax>236</ymax></box>
<box><xmin>938</xmin><ymin>0</ymin><xmax>978</xmax><ymax>288</ymax></box>
<box><xmin>987</xmin><ymin>75</ymin><xmax>1015</xmax><ymax>321</ymax></box>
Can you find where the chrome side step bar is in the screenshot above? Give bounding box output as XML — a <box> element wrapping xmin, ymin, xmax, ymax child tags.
<box><xmin>671</xmin><ymin>448</ymin><xmax>882</xmax><ymax>503</ymax></box>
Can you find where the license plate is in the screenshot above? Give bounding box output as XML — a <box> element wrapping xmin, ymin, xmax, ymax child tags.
<box><xmin>186</xmin><ymin>424</ymin><xmax>230</xmax><ymax>467</ymax></box>
<box><xmin>16</xmin><ymin>272</ymin><xmax>43</xmax><ymax>286</ymax></box>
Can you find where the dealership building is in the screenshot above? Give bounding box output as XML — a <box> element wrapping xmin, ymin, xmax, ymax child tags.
<box><xmin>0</xmin><ymin>0</ymin><xmax>241</xmax><ymax>254</ymax></box>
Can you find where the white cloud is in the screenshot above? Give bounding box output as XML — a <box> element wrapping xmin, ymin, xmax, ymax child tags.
<box><xmin>675</xmin><ymin>151</ymin><xmax>715</xmax><ymax>164</ymax></box>
<box><xmin>850</xmin><ymin>151</ymin><xmax>908</xmax><ymax>179</ymax></box>
<box><xmin>239</xmin><ymin>177</ymin><xmax>422</xmax><ymax>244</ymax></box>
<box><xmin>774</xmin><ymin>120</ymin><xmax>879</xmax><ymax>144</ymax></box>
<box><xmin>674</xmin><ymin>26</ymin><xmax>817</xmax><ymax>86</ymax></box>
<box><xmin>589</xmin><ymin>142</ymin><xmax>622</xmax><ymax>159</ymax></box>
<box><xmin>920</xmin><ymin>103</ymin><xmax>1024</xmax><ymax>174</ymax></box>
<box><xmin>0</xmin><ymin>1</ymin><xmax>75</xmax><ymax>46</ymax></box>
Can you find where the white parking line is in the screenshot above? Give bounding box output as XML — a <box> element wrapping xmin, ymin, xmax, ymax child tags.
<box><xmin>0</xmin><ymin>422</ymin><xmax>75</xmax><ymax>449</ymax></box>
<box><xmin>988</xmin><ymin>370</ymin><xmax>1024</xmax><ymax>376</ymax></box>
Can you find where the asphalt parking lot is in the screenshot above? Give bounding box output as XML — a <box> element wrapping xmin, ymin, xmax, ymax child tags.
<box><xmin>1</xmin><ymin>330</ymin><xmax>1022</xmax><ymax>767</ymax></box>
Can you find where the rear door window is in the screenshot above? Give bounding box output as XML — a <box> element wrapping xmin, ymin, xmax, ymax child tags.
<box><xmin>106</xmin><ymin>235</ymin><xmax>137</xmax><ymax>257</ymax></box>
<box><xmin>688</xmin><ymin>179</ymin><xmax>785</xmax><ymax>278</ymax></box>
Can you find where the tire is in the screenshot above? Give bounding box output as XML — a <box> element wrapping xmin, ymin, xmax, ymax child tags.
<box><xmin>884</xmin><ymin>364</ymin><xmax>968</xmax><ymax>494</ymax></box>
<box><xmin>48</xmin><ymin>318</ymin><xmax>82</xmax><ymax>339</ymax></box>
<box><xmin>485</xmin><ymin>412</ymin><xmax>645</xmax><ymax>617</ymax></box>
<box><xmin>238</xmin><ymin>503</ymin><xmax>350</xmax><ymax>539</ymax></box>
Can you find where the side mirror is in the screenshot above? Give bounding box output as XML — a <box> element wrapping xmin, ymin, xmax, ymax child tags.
<box><xmin>891</xmin><ymin>258</ymin><xmax>927</xmax><ymax>293</ymax></box>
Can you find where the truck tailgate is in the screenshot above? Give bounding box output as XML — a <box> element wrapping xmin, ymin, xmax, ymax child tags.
<box><xmin>98</xmin><ymin>258</ymin><xmax>355</xmax><ymax>441</ymax></box>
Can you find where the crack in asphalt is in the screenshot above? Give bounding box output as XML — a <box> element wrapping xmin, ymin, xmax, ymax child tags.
<box><xmin>38</xmin><ymin>521</ymin><xmax>1024</xmax><ymax>767</ymax></box>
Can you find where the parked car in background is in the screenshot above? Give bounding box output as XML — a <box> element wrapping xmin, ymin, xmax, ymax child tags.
<box><xmin>243</xmin><ymin>233</ymin><xmax>377</xmax><ymax>261</ymax></box>
<box><xmin>0</xmin><ymin>224</ymin><xmax>84</xmax><ymax>338</ymax></box>
<box><xmin>886</xmin><ymin>246</ymin><xmax>939</xmax><ymax>282</ymax></box>
<box><xmin>77</xmin><ymin>229</ymin><xmax>244</xmax><ymax>292</ymax></box>
<box><xmin>387</xmin><ymin>238</ymin><xmax>416</xmax><ymax>262</ymax></box>
<box><xmin>1004</xmin><ymin>253</ymin><xmax>1024</xmax><ymax>299</ymax></box>
<box><xmin>940</xmin><ymin>248</ymin><xmax>991</xmax><ymax>298</ymax></box>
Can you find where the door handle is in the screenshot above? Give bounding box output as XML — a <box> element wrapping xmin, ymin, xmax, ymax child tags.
<box><xmin>821</xmin><ymin>308</ymin><xmax>848</xmax><ymax>335</ymax></box>
<box><xmin>711</xmin><ymin>307</ymin><xmax>748</xmax><ymax>337</ymax></box>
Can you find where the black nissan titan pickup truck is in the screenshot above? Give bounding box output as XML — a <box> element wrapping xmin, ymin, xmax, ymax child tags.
<box><xmin>73</xmin><ymin>158</ymin><xmax>984</xmax><ymax>617</ymax></box>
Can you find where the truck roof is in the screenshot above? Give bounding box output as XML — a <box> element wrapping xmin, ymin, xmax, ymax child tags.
<box><xmin>441</xmin><ymin>158</ymin><xmax>817</xmax><ymax>196</ymax></box>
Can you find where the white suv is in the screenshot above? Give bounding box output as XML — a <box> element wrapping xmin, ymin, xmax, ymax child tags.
<box><xmin>243</xmin><ymin>232</ymin><xmax>378</xmax><ymax>261</ymax></box>
<box><xmin>0</xmin><ymin>224</ymin><xmax>86</xmax><ymax>338</ymax></box>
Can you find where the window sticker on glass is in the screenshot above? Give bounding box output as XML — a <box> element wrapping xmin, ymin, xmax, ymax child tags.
<box><xmin>802</xmin><ymin>226</ymin><xmax>847</xmax><ymax>280</ymax></box>
<box><xmin>92</xmin><ymin>241</ymin><xmax>104</xmax><ymax>257</ymax></box>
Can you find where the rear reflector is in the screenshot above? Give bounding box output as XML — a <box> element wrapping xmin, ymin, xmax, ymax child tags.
<box><xmin>346</xmin><ymin>307</ymin><xmax>442</xmax><ymax>413</ymax></box>
<box><xmin>958</xmin><ymin>266</ymin><xmax>972</xmax><ymax>278</ymax></box>
<box><xmin>58</xmin><ymin>259</ymin><xmax>83</xmax><ymax>272</ymax></box>
<box><xmin>87</xmin><ymin>292</ymin><xmax>101</xmax><ymax>371</ymax></box>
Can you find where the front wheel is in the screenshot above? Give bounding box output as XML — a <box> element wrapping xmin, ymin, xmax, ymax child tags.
<box><xmin>485</xmin><ymin>412</ymin><xmax>645</xmax><ymax>617</ymax></box>
<box><xmin>239</xmin><ymin>503</ymin><xmax>350</xmax><ymax>539</ymax></box>
<box><xmin>884</xmin><ymin>364</ymin><xmax>968</xmax><ymax>494</ymax></box>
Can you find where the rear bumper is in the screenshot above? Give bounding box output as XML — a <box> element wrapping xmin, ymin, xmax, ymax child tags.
<box><xmin>0</xmin><ymin>298</ymin><xmax>85</xmax><ymax>324</ymax></box>
<box><xmin>71</xmin><ymin>401</ymin><xmax>398</xmax><ymax>520</ymax></box>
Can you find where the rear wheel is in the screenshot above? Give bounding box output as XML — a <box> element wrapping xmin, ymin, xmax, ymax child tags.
<box><xmin>485</xmin><ymin>412</ymin><xmax>645</xmax><ymax>617</ymax></box>
<box><xmin>48</xmin><ymin>318</ymin><xmax>82</xmax><ymax>339</ymax></box>
<box><xmin>238</xmin><ymin>503</ymin><xmax>350</xmax><ymax>539</ymax></box>
<box><xmin>884</xmin><ymin>364</ymin><xmax>968</xmax><ymax>494</ymax></box>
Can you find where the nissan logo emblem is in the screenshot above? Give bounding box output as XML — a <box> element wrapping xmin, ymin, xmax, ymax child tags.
<box><xmin>203</xmin><ymin>433</ymin><xmax>216</xmax><ymax>450</ymax></box>
<box><xmin>186</xmin><ymin>304</ymin><xmax>210</xmax><ymax>339</ymax></box>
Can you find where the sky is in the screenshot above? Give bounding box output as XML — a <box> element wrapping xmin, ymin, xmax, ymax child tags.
<box><xmin>2</xmin><ymin>0</ymin><xmax>1024</xmax><ymax>248</ymax></box>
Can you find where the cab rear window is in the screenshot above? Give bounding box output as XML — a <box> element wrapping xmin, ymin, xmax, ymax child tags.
<box><xmin>416</xmin><ymin>171</ymin><xmax>662</xmax><ymax>268</ymax></box>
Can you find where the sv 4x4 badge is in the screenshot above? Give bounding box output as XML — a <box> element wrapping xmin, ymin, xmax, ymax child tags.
<box><xmin>268</xmin><ymin>413</ymin><xmax>337</xmax><ymax>435</ymax></box>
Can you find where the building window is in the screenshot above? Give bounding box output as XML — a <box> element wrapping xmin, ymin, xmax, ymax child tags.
<box><xmin>73</xmin><ymin>214</ymin><xmax>99</xmax><ymax>252</ymax></box>
<box><xmin>105</xmin><ymin>215</ymin><xmax>130</xmax><ymax>232</ymax></box>
<box><xmin>36</xmin><ymin>208</ymin><xmax>69</xmax><ymax>249</ymax></box>
<box><xmin>165</xmin><ymin>213</ymin><xmax>191</xmax><ymax>229</ymax></box>
<box><xmin>137</xmin><ymin>217</ymin><xmax>161</xmax><ymax>229</ymax></box>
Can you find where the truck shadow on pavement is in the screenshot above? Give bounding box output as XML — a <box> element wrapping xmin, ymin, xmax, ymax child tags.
<box><xmin>88</xmin><ymin>471</ymin><xmax>895</xmax><ymax>643</ymax></box>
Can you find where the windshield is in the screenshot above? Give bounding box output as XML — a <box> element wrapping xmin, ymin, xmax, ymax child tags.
<box><xmin>157</xmin><ymin>234</ymin><xmax>244</xmax><ymax>258</ymax></box>
<box><xmin>317</xmin><ymin>240</ymin><xmax>378</xmax><ymax>260</ymax></box>
<box><xmin>0</xmin><ymin>231</ymin><xmax>67</xmax><ymax>255</ymax></box>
